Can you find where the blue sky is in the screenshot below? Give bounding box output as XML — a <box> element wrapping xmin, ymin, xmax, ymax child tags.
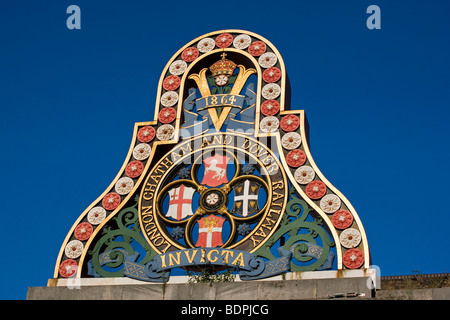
<box><xmin>1</xmin><ymin>0</ymin><xmax>449</xmax><ymax>299</ymax></box>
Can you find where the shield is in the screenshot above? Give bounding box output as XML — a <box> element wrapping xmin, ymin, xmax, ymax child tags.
<box><xmin>201</xmin><ymin>154</ymin><xmax>230</xmax><ymax>187</ymax></box>
<box><xmin>231</xmin><ymin>179</ymin><xmax>260</xmax><ymax>217</ymax></box>
<box><xmin>165</xmin><ymin>184</ymin><xmax>195</xmax><ymax>221</ymax></box>
<box><xmin>195</xmin><ymin>215</ymin><xmax>225</xmax><ymax>248</ymax></box>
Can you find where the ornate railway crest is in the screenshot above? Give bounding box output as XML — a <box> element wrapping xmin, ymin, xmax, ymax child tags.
<box><xmin>140</xmin><ymin>132</ymin><xmax>288</xmax><ymax>258</ymax></box>
<box><xmin>54</xmin><ymin>30</ymin><xmax>370</xmax><ymax>283</ymax></box>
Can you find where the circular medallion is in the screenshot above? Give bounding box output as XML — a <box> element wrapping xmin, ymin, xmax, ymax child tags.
<box><xmin>181</xmin><ymin>47</ymin><xmax>199</xmax><ymax>62</ymax></box>
<box><xmin>206</xmin><ymin>193</ymin><xmax>219</xmax><ymax>205</ymax></box>
<box><xmin>139</xmin><ymin>132</ymin><xmax>288</xmax><ymax>254</ymax></box>
<box><xmin>331</xmin><ymin>210</ymin><xmax>354</xmax><ymax>229</ymax></box>
<box><xmin>201</xmin><ymin>189</ymin><xmax>225</xmax><ymax>211</ymax></box>
<box><xmin>305</xmin><ymin>180</ymin><xmax>327</xmax><ymax>199</ymax></box>
<box><xmin>286</xmin><ymin>149</ymin><xmax>306</xmax><ymax>168</ymax></box>
<box><xmin>280</xmin><ymin>114</ymin><xmax>300</xmax><ymax>132</ymax></box>
<box><xmin>343</xmin><ymin>248</ymin><xmax>364</xmax><ymax>269</ymax></box>
<box><xmin>259</xmin><ymin>116</ymin><xmax>279</xmax><ymax>133</ymax></box>
<box><xmin>262</xmin><ymin>83</ymin><xmax>281</xmax><ymax>100</ymax></box>
<box><xmin>163</xmin><ymin>75</ymin><xmax>181</xmax><ymax>91</ymax></box>
<box><xmin>65</xmin><ymin>240</ymin><xmax>84</xmax><ymax>259</ymax></box>
<box><xmin>340</xmin><ymin>228</ymin><xmax>362</xmax><ymax>249</ymax></box>
<box><xmin>215</xmin><ymin>75</ymin><xmax>228</xmax><ymax>86</ymax></box>
<box><xmin>133</xmin><ymin>143</ymin><xmax>152</xmax><ymax>160</ymax></box>
<box><xmin>156</xmin><ymin>124</ymin><xmax>175</xmax><ymax>141</ymax></box>
<box><xmin>197</xmin><ymin>37</ymin><xmax>215</xmax><ymax>53</ymax></box>
<box><xmin>160</xmin><ymin>91</ymin><xmax>178</xmax><ymax>108</ymax></box>
<box><xmin>59</xmin><ymin>259</ymin><xmax>78</xmax><ymax>278</ymax></box>
<box><xmin>215</xmin><ymin>33</ymin><xmax>233</xmax><ymax>48</ymax></box>
<box><xmin>319</xmin><ymin>194</ymin><xmax>341</xmax><ymax>213</ymax></box>
<box><xmin>259</xmin><ymin>52</ymin><xmax>278</xmax><ymax>68</ymax></box>
<box><xmin>87</xmin><ymin>206</ymin><xmax>106</xmax><ymax>225</ymax></box>
<box><xmin>158</xmin><ymin>107</ymin><xmax>177</xmax><ymax>123</ymax></box>
<box><xmin>102</xmin><ymin>192</ymin><xmax>121</xmax><ymax>210</ymax></box>
<box><xmin>261</xmin><ymin>99</ymin><xmax>280</xmax><ymax>116</ymax></box>
<box><xmin>263</xmin><ymin>67</ymin><xmax>281</xmax><ymax>83</ymax></box>
<box><xmin>125</xmin><ymin>160</ymin><xmax>144</xmax><ymax>178</ymax></box>
<box><xmin>74</xmin><ymin>222</ymin><xmax>93</xmax><ymax>241</ymax></box>
<box><xmin>281</xmin><ymin>132</ymin><xmax>302</xmax><ymax>150</ymax></box>
<box><xmin>233</xmin><ymin>34</ymin><xmax>251</xmax><ymax>49</ymax></box>
<box><xmin>294</xmin><ymin>165</ymin><xmax>315</xmax><ymax>184</ymax></box>
<box><xmin>115</xmin><ymin>177</ymin><xmax>134</xmax><ymax>195</ymax></box>
<box><xmin>248</xmin><ymin>41</ymin><xmax>266</xmax><ymax>56</ymax></box>
<box><xmin>169</xmin><ymin>60</ymin><xmax>187</xmax><ymax>76</ymax></box>
<box><xmin>137</xmin><ymin>126</ymin><xmax>156</xmax><ymax>143</ymax></box>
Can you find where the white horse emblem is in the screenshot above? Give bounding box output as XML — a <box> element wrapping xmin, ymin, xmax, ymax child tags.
<box><xmin>205</xmin><ymin>159</ymin><xmax>226</xmax><ymax>180</ymax></box>
<box><xmin>201</xmin><ymin>155</ymin><xmax>230</xmax><ymax>187</ymax></box>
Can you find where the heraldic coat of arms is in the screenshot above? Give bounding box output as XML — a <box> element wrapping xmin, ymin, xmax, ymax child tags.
<box><xmin>53</xmin><ymin>30</ymin><xmax>371</xmax><ymax>284</ymax></box>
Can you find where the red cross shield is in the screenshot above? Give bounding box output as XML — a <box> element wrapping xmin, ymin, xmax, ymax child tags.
<box><xmin>166</xmin><ymin>184</ymin><xmax>195</xmax><ymax>221</ymax></box>
<box><xmin>195</xmin><ymin>215</ymin><xmax>225</xmax><ymax>248</ymax></box>
<box><xmin>201</xmin><ymin>154</ymin><xmax>230</xmax><ymax>187</ymax></box>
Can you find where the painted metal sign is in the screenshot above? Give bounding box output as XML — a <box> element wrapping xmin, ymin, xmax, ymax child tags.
<box><xmin>54</xmin><ymin>30</ymin><xmax>370</xmax><ymax>283</ymax></box>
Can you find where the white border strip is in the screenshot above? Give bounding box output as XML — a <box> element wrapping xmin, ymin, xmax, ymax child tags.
<box><xmin>49</xmin><ymin>268</ymin><xmax>379</xmax><ymax>289</ymax></box>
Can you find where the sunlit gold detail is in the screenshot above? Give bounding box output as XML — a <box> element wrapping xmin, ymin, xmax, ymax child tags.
<box><xmin>189</xmin><ymin>63</ymin><xmax>256</xmax><ymax>131</ymax></box>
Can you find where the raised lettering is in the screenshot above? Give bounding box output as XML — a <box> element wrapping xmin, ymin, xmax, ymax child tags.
<box><xmin>160</xmin><ymin>254</ymin><xmax>167</xmax><ymax>268</ymax></box>
<box><xmin>207</xmin><ymin>249</ymin><xmax>220</xmax><ymax>263</ymax></box>
<box><xmin>221</xmin><ymin>250</ymin><xmax>234</xmax><ymax>264</ymax></box>
<box><xmin>272</xmin><ymin>191</ymin><xmax>284</xmax><ymax>202</ymax></box>
<box><xmin>184</xmin><ymin>249</ymin><xmax>198</xmax><ymax>264</ymax></box>
<box><xmin>200</xmin><ymin>249</ymin><xmax>206</xmax><ymax>263</ymax></box>
<box><xmin>272</xmin><ymin>180</ymin><xmax>284</xmax><ymax>190</ymax></box>
<box><xmin>231</xmin><ymin>252</ymin><xmax>245</xmax><ymax>267</ymax></box>
<box><xmin>169</xmin><ymin>251</ymin><xmax>181</xmax><ymax>267</ymax></box>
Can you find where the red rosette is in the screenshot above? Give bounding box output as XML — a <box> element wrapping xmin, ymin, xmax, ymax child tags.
<box><xmin>181</xmin><ymin>47</ymin><xmax>199</xmax><ymax>62</ymax></box>
<box><xmin>59</xmin><ymin>259</ymin><xmax>78</xmax><ymax>278</ymax></box>
<box><xmin>125</xmin><ymin>160</ymin><xmax>144</xmax><ymax>178</ymax></box>
<box><xmin>343</xmin><ymin>248</ymin><xmax>365</xmax><ymax>269</ymax></box>
<box><xmin>215</xmin><ymin>33</ymin><xmax>233</xmax><ymax>48</ymax></box>
<box><xmin>262</xmin><ymin>67</ymin><xmax>281</xmax><ymax>83</ymax></box>
<box><xmin>248</xmin><ymin>41</ymin><xmax>266</xmax><ymax>56</ymax></box>
<box><xmin>331</xmin><ymin>210</ymin><xmax>354</xmax><ymax>229</ymax></box>
<box><xmin>137</xmin><ymin>126</ymin><xmax>156</xmax><ymax>143</ymax></box>
<box><xmin>305</xmin><ymin>180</ymin><xmax>327</xmax><ymax>199</ymax></box>
<box><xmin>163</xmin><ymin>75</ymin><xmax>181</xmax><ymax>91</ymax></box>
<box><xmin>158</xmin><ymin>107</ymin><xmax>177</xmax><ymax>124</ymax></box>
<box><xmin>286</xmin><ymin>149</ymin><xmax>307</xmax><ymax>167</ymax></box>
<box><xmin>102</xmin><ymin>192</ymin><xmax>121</xmax><ymax>210</ymax></box>
<box><xmin>74</xmin><ymin>222</ymin><xmax>93</xmax><ymax>241</ymax></box>
<box><xmin>280</xmin><ymin>114</ymin><xmax>300</xmax><ymax>132</ymax></box>
<box><xmin>261</xmin><ymin>99</ymin><xmax>280</xmax><ymax>116</ymax></box>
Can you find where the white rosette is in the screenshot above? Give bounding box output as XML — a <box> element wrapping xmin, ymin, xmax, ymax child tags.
<box><xmin>156</xmin><ymin>124</ymin><xmax>175</xmax><ymax>141</ymax></box>
<box><xmin>65</xmin><ymin>240</ymin><xmax>84</xmax><ymax>259</ymax></box>
<box><xmin>169</xmin><ymin>60</ymin><xmax>187</xmax><ymax>76</ymax></box>
<box><xmin>115</xmin><ymin>177</ymin><xmax>134</xmax><ymax>195</ymax></box>
<box><xmin>281</xmin><ymin>132</ymin><xmax>302</xmax><ymax>150</ymax></box>
<box><xmin>133</xmin><ymin>143</ymin><xmax>151</xmax><ymax>160</ymax></box>
<box><xmin>320</xmin><ymin>194</ymin><xmax>341</xmax><ymax>213</ymax></box>
<box><xmin>259</xmin><ymin>116</ymin><xmax>279</xmax><ymax>133</ymax></box>
<box><xmin>259</xmin><ymin>52</ymin><xmax>278</xmax><ymax>68</ymax></box>
<box><xmin>340</xmin><ymin>228</ymin><xmax>362</xmax><ymax>248</ymax></box>
<box><xmin>87</xmin><ymin>206</ymin><xmax>106</xmax><ymax>225</ymax></box>
<box><xmin>294</xmin><ymin>165</ymin><xmax>315</xmax><ymax>184</ymax></box>
<box><xmin>197</xmin><ymin>37</ymin><xmax>215</xmax><ymax>53</ymax></box>
<box><xmin>160</xmin><ymin>91</ymin><xmax>178</xmax><ymax>107</ymax></box>
<box><xmin>262</xmin><ymin>83</ymin><xmax>281</xmax><ymax>99</ymax></box>
<box><xmin>233</xmin><ymin>34</ymin><xmax>252</xmax><ymax>49</ymax></box>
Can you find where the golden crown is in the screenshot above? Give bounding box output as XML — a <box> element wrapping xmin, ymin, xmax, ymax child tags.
<box><xmin>209</xmin><ymin>53</ymin><xmax>237</xmax><ymax>78</ymax></box>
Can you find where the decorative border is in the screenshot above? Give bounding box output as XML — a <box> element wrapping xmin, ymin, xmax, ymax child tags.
<box><xmin>53</xmin><ymin>29</ymin><xmax>370</xmax><ymax>280</ymax></box>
